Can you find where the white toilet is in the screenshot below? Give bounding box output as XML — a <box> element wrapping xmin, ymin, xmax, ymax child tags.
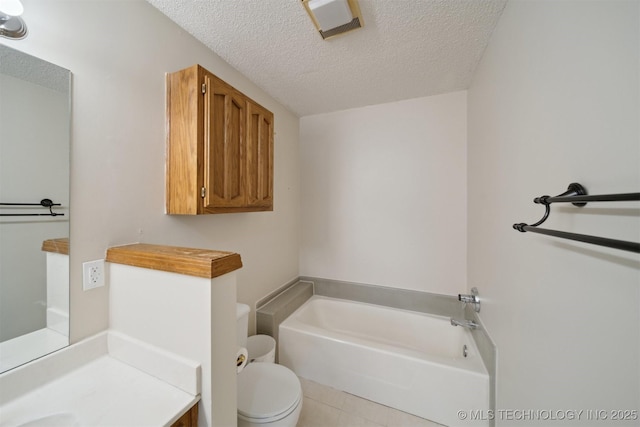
<box><xmin>236</xmin><ymin>304</ymin><xmax>303</xmax><ymax>427</ymax></box>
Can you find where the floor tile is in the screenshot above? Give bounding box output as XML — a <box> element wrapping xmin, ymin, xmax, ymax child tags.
<box><xmin>300</xmin><ymin>377</ymin><xmax>347</xmax><ymax>409</ymax></box>
<box><xmin>341</xmin><ymin>394</ymin><xmax>390</xmax><ymax>425</ymax></box>
<box><xmin>386</xmin><ymin>407</ymin><xmax>444</xmax><ymax>427</ymax></box>
<box><xmin>337</xmin><ymin>411</ymin><xmax>385</xmax><ymax>427</ymax></box>
<box><xmin>296</xmin><ymin>377</ymin><xmax>445</xmax><ymax>427</ymax></box>
<box><xmin>298</xmin><ymin>398</ymin><xmax>342</xmax><ymax>427</ymax></box>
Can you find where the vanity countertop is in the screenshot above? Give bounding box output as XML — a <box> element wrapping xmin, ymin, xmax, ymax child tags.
<box><xmin>106</xmin><ymin>243</ymin><xmax>242</xmax><ymax>278</ymax></box>
<box><xmin>0</xmin><ymin>355</ymin><xmax>198</xmax><ymax>427</ymax></box>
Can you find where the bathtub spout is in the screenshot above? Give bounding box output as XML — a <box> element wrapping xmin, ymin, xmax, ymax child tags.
<box><xmin>450</xmin><ymin>318</ymin><xmax>478</xmax><ymax>330</ymax></box>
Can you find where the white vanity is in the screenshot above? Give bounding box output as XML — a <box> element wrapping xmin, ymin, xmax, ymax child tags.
<box><xmin>0</xmin><ymin>332</ymin><xmax>198</xmax><ymax>427</ymax></box>
<box><xmin>0</xmin><ymin>243</ymin><xmax>242</xmax><ymax>427</ymax></box>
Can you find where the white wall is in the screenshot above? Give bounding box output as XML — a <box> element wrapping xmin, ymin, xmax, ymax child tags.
<box><xmin>300</xmin><ymin>92</ymin><xmax>467</xmax><ymax>295</ymax></box>
<box><xmin>468</xmin><ymin>0</ymin><xmax>639</xmax><ymax>424</ymax></box>
<box><xmin>2</xmin><ymin>0</ymin><xmax>300</xmax><ymax>341</ymax></box>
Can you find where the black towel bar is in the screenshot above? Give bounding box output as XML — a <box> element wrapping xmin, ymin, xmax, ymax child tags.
<box><xmin>513</xmin><ymin>183</ymin><xmax>640</xmax><ymax>254</ymax></box>
<box><xmin>0</xmin><ymin>199</ymin><xmax>65</xmax><ymax>217</ymax></box>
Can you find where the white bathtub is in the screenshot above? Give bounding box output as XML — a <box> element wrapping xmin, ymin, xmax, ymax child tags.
<box><xmin>279</xmin><ymin>296</ymin><xmax>489</xmax><ymax>427</ymax></box>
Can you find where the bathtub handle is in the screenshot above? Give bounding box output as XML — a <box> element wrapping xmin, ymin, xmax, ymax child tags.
<box><xmin>458</xmin><ymin>287</ymin><xmax>480</xmax><ymax>313</ymax></box>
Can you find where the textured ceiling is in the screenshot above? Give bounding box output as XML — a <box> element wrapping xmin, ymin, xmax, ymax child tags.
<box><xmin>1</xmin><ymin>45</ymin><xmax>69</xmax><ymax>93</ymax></box>
<box><xmin>147</xmin><ymin>0</ymin><xmax>507</xmax><ymax>117</ymax></box>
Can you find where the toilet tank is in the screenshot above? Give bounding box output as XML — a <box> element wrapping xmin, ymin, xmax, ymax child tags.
<box><xmin>236</xmin><ymin>303</ymin><xmax>250</xmax><ymax>348</ymax></box>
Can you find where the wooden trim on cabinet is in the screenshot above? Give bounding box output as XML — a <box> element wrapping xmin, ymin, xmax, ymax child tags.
<box><xmin>171</xmin><ymin>401</ymin><xmax>199</xmax><ymax>427</ymax></box>
<box><xmin>166</xmin><ymin>65</ymin><xmax>205</xmax><ymax>215</ymax></box>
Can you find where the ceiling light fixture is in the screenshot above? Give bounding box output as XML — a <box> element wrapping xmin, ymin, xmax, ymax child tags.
<box><xmin>302</xmin><ymin>0</ymin><xmax>363</xmax><ymax>40</ymax></box>
<box><xmin>0</xmin><ymin>0</ymin><xmax>27</xmax><ymax>39</ymax></box>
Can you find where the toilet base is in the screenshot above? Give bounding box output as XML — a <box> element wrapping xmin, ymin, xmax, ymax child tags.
<box><xmin>237</xmin><ymin>398</ymin><xmax>302</xmax><ymax>427</ymax></box>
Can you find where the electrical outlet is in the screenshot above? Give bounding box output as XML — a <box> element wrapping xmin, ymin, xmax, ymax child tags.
<box><xmin>83</xmin><ymin>259</ymin><xmax>105</xmax><ymax>290</ymax></box>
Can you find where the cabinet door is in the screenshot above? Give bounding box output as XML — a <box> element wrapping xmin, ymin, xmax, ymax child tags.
<box><xmin>171</xmin><ymin>402</ymin><xmax>198</xmax><ymax>427</ymax></box>
<box><xmin>166</xmin><ymin>65</ymin><xmax>203</xmax><ymax>215</ymax></box>
<box><xmin>246</xmin><ymin>100</ymin><xmax>274</xmax><ymax>209</ymax></box>
<box><xmin>204</xmin><ymin>73</ymin><xmax>246</xmax><ymax>209</ymax></box>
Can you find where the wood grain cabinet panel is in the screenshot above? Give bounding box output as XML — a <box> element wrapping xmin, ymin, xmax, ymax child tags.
<box><xmin>204</xmin><ymin>74</ymin><xmax>246</xmax><ymax>209</ymax></box>
<box><xmin>246</xmin><ymin>100</ymin><xmax>274</xmax><ymax>208</ymax></box>
<box><xmin>171</xmin><ymin>402</ymin><xmax>199</xmax><ymax>427</ymax></box>
<box><xmin>166</xmin><ymin>64</ymin><xmax>273</xmax><ymax>214</ymax></box>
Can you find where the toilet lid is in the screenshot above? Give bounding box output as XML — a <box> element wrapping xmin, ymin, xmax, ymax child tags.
<box><xmin>237</xmin><ymin>363</ymin><xmax>302</xmax><ymax>421</ymax></box>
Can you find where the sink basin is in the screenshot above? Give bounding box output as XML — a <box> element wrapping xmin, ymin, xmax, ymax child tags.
<box><xmin>17</xmin><ymin>413</ymin><xmax>78</xmax><ymax>427</ymax></box>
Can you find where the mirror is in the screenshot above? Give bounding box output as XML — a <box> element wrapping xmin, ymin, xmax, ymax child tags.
<box><xmin>0</xmin><ymin>45</ymin><xmax>70</xmax><ymax>373</ymax></box>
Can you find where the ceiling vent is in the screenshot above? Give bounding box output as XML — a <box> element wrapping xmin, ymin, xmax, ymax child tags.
<box><xmin>302</xmin><ymin>0</ymin><xmax>363</xmax><ymax>40</ymax></box>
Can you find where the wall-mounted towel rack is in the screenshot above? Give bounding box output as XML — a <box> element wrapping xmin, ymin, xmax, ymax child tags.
<box><xmin>0</xmin><ymin>198</ymin><xmax>65</xmax><ymax>217</ymax></box>
<box><xmin>513</xmin><ymin>183</ymin><xmax>640</xmax><ymax>253</ymax></box>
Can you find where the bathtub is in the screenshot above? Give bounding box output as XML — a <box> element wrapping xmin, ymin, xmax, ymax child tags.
<box><xmin>279</xmin><ymin>296</ymin><xmax>489</xmax><ymax>426</ymax></box>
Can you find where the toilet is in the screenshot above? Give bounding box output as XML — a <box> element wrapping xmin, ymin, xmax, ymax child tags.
<box><xmin>236</xmin><ymin>304</ymin><xmax>303</xmax><ymax>427</ymax></box>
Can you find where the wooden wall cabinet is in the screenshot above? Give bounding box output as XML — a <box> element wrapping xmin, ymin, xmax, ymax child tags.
<box><xmin>166</xmin><ymin>65</ymin><xmax>274</xmax><ymax>214</ymax></box>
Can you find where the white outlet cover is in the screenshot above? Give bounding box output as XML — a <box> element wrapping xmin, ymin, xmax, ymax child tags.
<box><xmin>83</xmin><ymin>259</ymin><xmax>105</xmax><ymax>290</ymax></box>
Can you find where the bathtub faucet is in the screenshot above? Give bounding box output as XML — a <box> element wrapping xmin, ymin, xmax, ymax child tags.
<box><xmin>458</xmin><ymin>287</ymin><xmax>480</xmax><ymax>313</ymax></box>
<box><xmin>450</xmin><ymin>318</ymin><xmax>478</xmax><ymax>330</ymax></box>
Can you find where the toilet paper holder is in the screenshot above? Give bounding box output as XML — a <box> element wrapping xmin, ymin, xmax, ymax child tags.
<box><xmin>236</xmin><ymin>347</ymin><xmax>248</xmax><ymax>373</ymax></box>
<box><xmin>237</xmin><ymin>353</ymin><xmax>246</xmax><ymax>367</ymax></box>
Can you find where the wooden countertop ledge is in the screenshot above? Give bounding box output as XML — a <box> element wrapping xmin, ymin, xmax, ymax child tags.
<box><xmin>42</xmin><ymin>238</ymin><xmax>70</xmax><ymax>255</ymax></box>
<box><xmin>106</xmin><ymin>243</ymin><xmax>242</xmax><ymax>279</ymax></box>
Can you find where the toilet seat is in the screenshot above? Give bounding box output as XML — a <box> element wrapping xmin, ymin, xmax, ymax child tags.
<box><xmin>237</xmin><ymin>363</ymin><xmax>302</xmax><ymax>423</ymax></box>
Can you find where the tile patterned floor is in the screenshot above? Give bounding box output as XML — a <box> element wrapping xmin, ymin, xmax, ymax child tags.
<box><xmin>297</xmin><ymin>377</ymin><xmax>445</xmax><ymax>427</ymax></box>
